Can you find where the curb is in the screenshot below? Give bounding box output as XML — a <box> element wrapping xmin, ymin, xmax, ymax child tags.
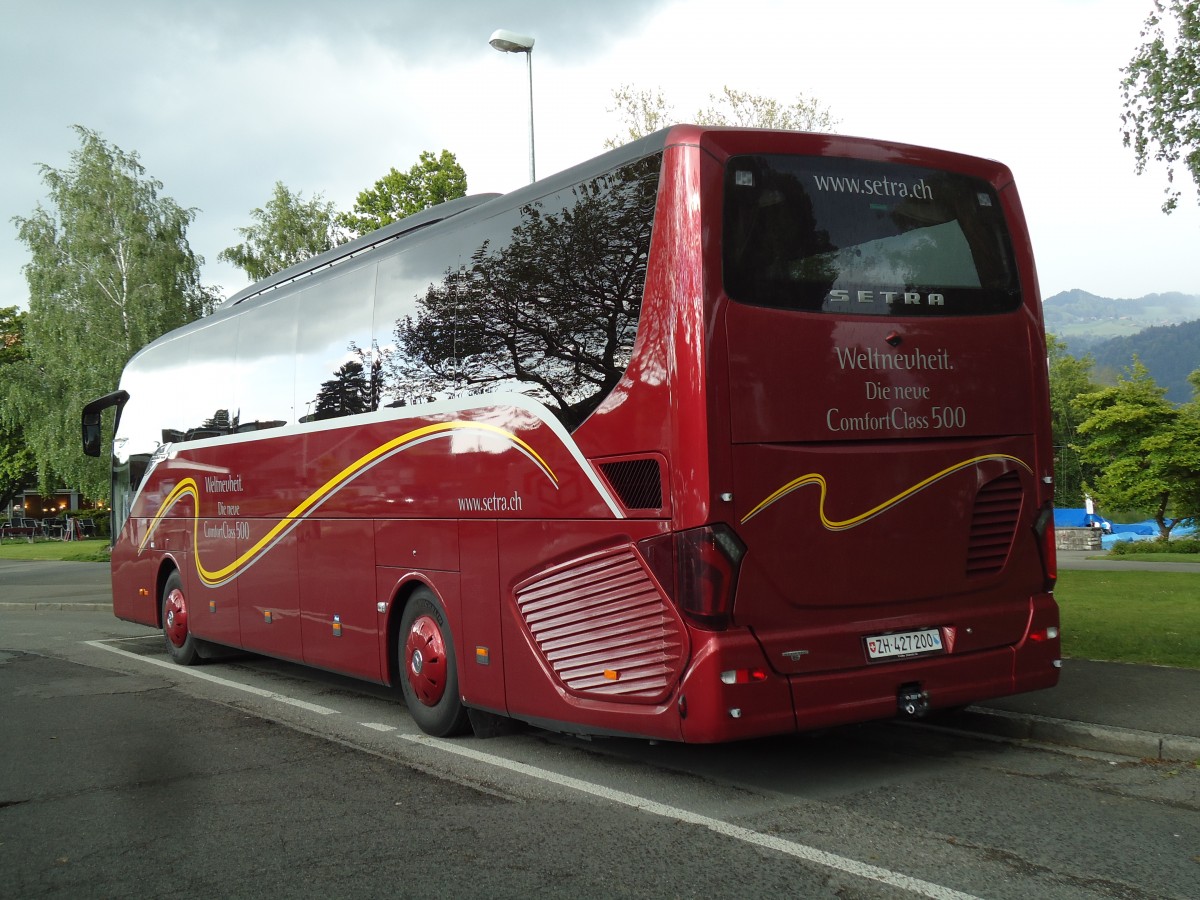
<box><xmin>937</xmin><ymin>707</ymin><xmax>1200</xmax><ymax>762</ymax></box>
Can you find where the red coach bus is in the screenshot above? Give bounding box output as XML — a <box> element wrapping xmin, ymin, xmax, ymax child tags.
<box><xmin>83</xmin><ymin>125</ymin><xmax>1060</xmax><ymax>742</ymax></box>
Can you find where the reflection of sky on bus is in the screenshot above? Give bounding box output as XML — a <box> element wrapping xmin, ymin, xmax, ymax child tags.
<box><xmin>4</xmin><ymin>0</ymin><xmax>1197</xmax><ymax>312</ymax></box>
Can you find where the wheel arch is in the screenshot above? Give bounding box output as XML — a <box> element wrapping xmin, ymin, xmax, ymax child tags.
<box><xmin>385</xmin><ymin>574</ymin><xmax>442</xmax><ymax>689</ymax></box>
<box><xmin>154</xmin><ymin>556</ymin><xmax>183</xmax><ymax>629</ymax></box>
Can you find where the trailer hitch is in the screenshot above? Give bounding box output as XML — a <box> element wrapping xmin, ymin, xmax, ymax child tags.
<box><xmin>898</xmin><ymin>683</ymin><xmax>930</xmax><ymax>718</ymax></box>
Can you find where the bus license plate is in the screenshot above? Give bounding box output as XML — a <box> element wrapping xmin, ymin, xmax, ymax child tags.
<box><xmin>865</xmin><ymin>628</ymin><xmax>944</xmax><ymax>660</ymax></box>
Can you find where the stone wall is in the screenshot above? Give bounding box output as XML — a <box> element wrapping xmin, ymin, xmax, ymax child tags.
<box><xmin>1055</xmin><ymin>527</ymin><xmax>1102</xmax><ymax>551</ymax></box>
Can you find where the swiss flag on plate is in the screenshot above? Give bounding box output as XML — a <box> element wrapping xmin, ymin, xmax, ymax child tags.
<box><xmin>868</xmin><ymin>641</ymin><xmax>878</xmax><ymax>654</ymax></box>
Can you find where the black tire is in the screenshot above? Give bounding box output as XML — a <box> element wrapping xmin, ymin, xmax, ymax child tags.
<box><xmin>161</xmin><ymin>570</ymin><xmax>200</xmax><ymax>666</ymax></box>
<box><xmin>398</xmin><ymin>587</ymin><xmax>469</xmax><ymax>737</ymax></box>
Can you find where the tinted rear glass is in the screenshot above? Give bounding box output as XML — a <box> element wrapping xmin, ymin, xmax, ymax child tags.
<box><xmin>723</xmin><ymin>155</ymin><xmax>1020</xmax><ymax>316</ymax></box>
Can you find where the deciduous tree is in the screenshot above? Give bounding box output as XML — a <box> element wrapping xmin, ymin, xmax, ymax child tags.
<box><xmin>605</xmin><ymin>84</ymin><xmax>838</xmax><ymax>148</ymax></box>
<box><xmin>1072</xmin><ymin>358</ymin><xmax>1200</xmax><ymax>537</ymax></box>
<box><xmin>0</xmin><ymin>307</ymin><xmax>36</xmax><ymax>516</ymax></box>
<box><xmin>7</xmin><ymin>127</ymin><xmax>217</xmax><ymax>499</ymax></box>
<box><xmin>219</xmin><ymin>181</ymin><xmax>339</xmax><ymax>280</ymax></box>
<box><xmin>696</xmin><ymin>86</ymin><xmax>838</xmax><ymax>133</ymax></box>
<box><xmin>337</xmin><ymin>150</ymin><xmax>468</xmax><ymax>237</ymax></box>
<box><xmin>1047</xmin><ymin>334</ymin><xmax>1098</xmax><ymax>507</ymax></box>
<box><xmin>1120</xmin><ymin>0</ymin><xmax>1200</xmax><ymax>212</ymax></box>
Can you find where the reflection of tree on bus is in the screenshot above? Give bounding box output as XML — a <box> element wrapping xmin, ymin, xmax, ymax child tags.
<box><xmin>391</xmin><ymin>157</ymin><xmax>659</xmax><ymax>431</ymax></box>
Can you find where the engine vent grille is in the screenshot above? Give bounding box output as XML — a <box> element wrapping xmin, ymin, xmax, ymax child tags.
<box><xmin>598</xmin><ymin>458</ymin><xmax>663</xmax><ymax>511</ymax></box>
<box><xmin>966</xmin><ymin>471</ymin><xmax>1024</xmax><ymax>577</ymax></box>
<box><xmin>514</xmin><ymin>545</ymin><xmax>685</xmax><ymax>703</ymax></box>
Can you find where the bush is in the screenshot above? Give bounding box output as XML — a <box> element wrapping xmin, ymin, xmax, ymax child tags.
<box><xmin>1108</xmin><ymin>538</ymin><xmax>1200</xmax><ymax>555</ymax></box>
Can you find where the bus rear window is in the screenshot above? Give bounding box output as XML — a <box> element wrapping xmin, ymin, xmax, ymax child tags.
<box><xmin>723</xmin><ymin>154</ymin><xmax>1021</xmax><ymax>316</ymax></box>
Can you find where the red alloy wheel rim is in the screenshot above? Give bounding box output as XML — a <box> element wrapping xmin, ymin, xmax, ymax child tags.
<box><xmin>405</xmin><ymin>614</ymin><xmax>448</xmax><ymax>706</ymax></box>
<box><xmin>164</xmin><ymin>588</ymin><xmax>189</xmax><ymax>648</ymax></box>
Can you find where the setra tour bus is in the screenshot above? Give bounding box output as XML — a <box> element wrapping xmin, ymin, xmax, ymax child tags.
<box><xmin>82</xmin><ymin>125</ymin><xmax>1060</xmax><ymax>742</ymax></box>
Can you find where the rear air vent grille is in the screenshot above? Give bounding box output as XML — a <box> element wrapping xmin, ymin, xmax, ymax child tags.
<box><xmin>966</xmin><ymin>471</ymin><xmax>1024</xmax><ymax>577</ymax></box>
<box><xmin>598</xmin><ymin>458</ymin><xmax>663</xmax><ymax>511</ymax></box>
<box><xmin>513</xmin><ymin>545</ymin><xmax>686</xmax><ymax>703</ymax></box>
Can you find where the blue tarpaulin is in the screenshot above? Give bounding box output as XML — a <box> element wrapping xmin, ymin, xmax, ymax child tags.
<box><xmin>1053</xmin><ymin>508</ymin><xmax>1111</xmax><ymax>530</ymax></box>
<box><xmin>1055</xmin><ymin>508</ymin><xmax>1196</xmax><ymax>548</ymax></box>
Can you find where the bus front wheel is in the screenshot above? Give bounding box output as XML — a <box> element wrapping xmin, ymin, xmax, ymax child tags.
<box><xmin>398</xmin><ymin>587</ymin><xmax>469</xmax><ymax>737</ymax></box>
<box><xmin>162</xmin><ymin>570</ymin><xmax>200</xmax><ymax>666</ymax></box>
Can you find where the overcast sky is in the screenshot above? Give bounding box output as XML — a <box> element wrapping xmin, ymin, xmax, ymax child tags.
<box><xmin>3</xmin><ymin>0</ymin><xmax>1197</xmax><ymax>312</ymax></box>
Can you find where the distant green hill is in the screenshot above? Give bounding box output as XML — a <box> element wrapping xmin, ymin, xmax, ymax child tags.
<box><xmin>1043</xmin><ymin>290</ymin><xmax>1200</xmax><ymax>347</ymax></box>
<box><xmin>1042</xmin><ymin>290</ymin><xmax>1200</xmax><ymax>403</ymax></box>
<box><xmin>1088</xmin><ymin>319</ymin><xmax>1200</xmax><ymax>403</ymax></box>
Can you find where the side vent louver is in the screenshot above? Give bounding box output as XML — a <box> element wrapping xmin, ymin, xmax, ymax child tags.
<box><xmin>513</xmin><ymin>545</ymin><xmax>686</xmax><ymax>703</ymax></box>
<box><xmin>598</xmin><ymin>458</ymin><xmax>663</xmax><ymax>511</ymax></box>
<box><xmin>966</xmin><ymin>471</ymin><xmax>1024</xmax><ymax>577</ymax></box>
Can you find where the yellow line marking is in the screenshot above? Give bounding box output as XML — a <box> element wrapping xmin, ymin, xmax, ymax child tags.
<box><xmin>740</xmin><ymin>454</ymin><xmax>1031</xmax><ymax>528</ymax></box>
<box><xmin>138</xmin><ymin>422</ymin><xmax>557</xmax><ymax>586</ymax></box>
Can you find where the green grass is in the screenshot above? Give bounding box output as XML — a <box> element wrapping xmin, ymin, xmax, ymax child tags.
<box><xmin>0</xmin><ymin>538</ymin><xmax>111</xmax><ymax>563</ymax></box>
<box><xmin>1055</xmin><ymin>570</ymin><xmax>1200</xmax><ymax>669</ymax></box>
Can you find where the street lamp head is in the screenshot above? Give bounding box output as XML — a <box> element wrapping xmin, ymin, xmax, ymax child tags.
<box><xmin>489</xmin><ymin>29</ymin><xmax>535</xmax><ymax>53</ymax></box>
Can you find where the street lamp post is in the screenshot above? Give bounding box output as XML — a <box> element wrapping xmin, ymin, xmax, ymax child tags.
<box><xmin>488</xmin><ymin>29</ymin><xmax>536</xmax><ymax>183</ymax></box>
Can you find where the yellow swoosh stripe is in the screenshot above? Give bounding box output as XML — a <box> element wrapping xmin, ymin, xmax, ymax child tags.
<box><xmin>138</xmin><ymin>422</ymin><xmax>557</xmax><ymax>587</ymax></box>
<box><xmin>740</xmin><ymin>454</ymin><xmax>1031</xmax><ymax>528</ymax></box>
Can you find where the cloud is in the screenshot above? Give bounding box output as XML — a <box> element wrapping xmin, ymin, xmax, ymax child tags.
<box><xmin>1</xmin><ymin>0</ymin><xmax>663</xmax><ymax>305</ymax></box>
<box><xmin>3</xmin><ymin>0</ymin><xmax>1199</xmax><ymax>313</ymax></box>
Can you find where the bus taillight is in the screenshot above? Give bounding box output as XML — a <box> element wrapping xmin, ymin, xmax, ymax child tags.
<box><xmin>640</xmin><ymin>525</ymin><xmax>747</xmax><ymax>631</ymax></box>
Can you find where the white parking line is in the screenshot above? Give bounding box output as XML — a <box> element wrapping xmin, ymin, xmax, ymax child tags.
<box><xmin>83</xmin><ymin>640</ymin><xmax>339</xmax><ymax>715</ymax></box>
<box><xmin>402</xmin><ymin>734</ymin><xmax>982</xmax><ymax>900</ymax></box>
<box><xmin>85</xmin><ymin>637</ymin><xmax>979</xmax><ymax>900</ymax></box>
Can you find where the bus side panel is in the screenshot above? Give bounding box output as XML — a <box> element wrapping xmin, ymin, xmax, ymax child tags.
<box><xmin>457</xmin><ymin>520</ymin><xmax>506</xmax><ymax>713</ymax></box>
<box><xmin>110</xmin><ymin>539</ymin><xmax>162</xmax><ymax>627</ymax></box>
<box><xmin>237</xmin><ymin>528</ymin><xmax>301</xmax><ymax>663</ymax></box>
<box><xmin>186</xmin><ymin>516</ymin><xmax>242</xmax><ymax>648</ymax></box>
<box><xmin>299</xmin><ymin>518</ymin><xmax>380</xmax><ymax>681</ymax></box>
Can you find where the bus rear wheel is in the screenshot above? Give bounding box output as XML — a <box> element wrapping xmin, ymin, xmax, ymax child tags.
<box><xmin>398</xmin><ymin>587</ymin><xmax>469</xmax><ymax>737</ymax></box>
<box><xmin>162</xmin><ymin>570</ymin><xmax>200</xmax><ymax>666</ymax></box>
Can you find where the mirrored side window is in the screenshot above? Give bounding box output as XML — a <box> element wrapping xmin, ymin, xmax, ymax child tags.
<box><xmin>181</xmin><ymin>320</ymin><xmax>238</xmax><ymax>440</ymax></box>
<box><xmin>295</xmin><ymin>261</ymin><xmax>378</xmax><ymax>422</ymax></box>
<box><xmin>235</xmin><ymin>293</ymin><xmax>297</xmax><ymax>431</ymax></box>
<box><xmin>112</xmin><ymin>335</ymin><xmax>189</xmax><ymax>529</ymax></box>
<box><xmin>388</xmin><ymin>153</ymin><xmax>662</xmax><ymax>430</ymax></box>
<box><xmin>373</xmin><ymin>230</ymin><xmax>475</xmax><ymax>409</ymax></box>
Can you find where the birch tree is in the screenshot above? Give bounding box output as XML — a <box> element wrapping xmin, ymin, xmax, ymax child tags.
<box><xmin>0</xmin><ymin>307</ymin><xmax>36</xmax><ymax>515</ymax></box>
<box><xmin>7</xmin><ymin>126</ymin><xmax>216</xmax><ymax>498</ymax></box>
<box><xmin>606</xmin><ymin>84</ymin><xmax>838</xmax><ymax>148</ymax></box>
